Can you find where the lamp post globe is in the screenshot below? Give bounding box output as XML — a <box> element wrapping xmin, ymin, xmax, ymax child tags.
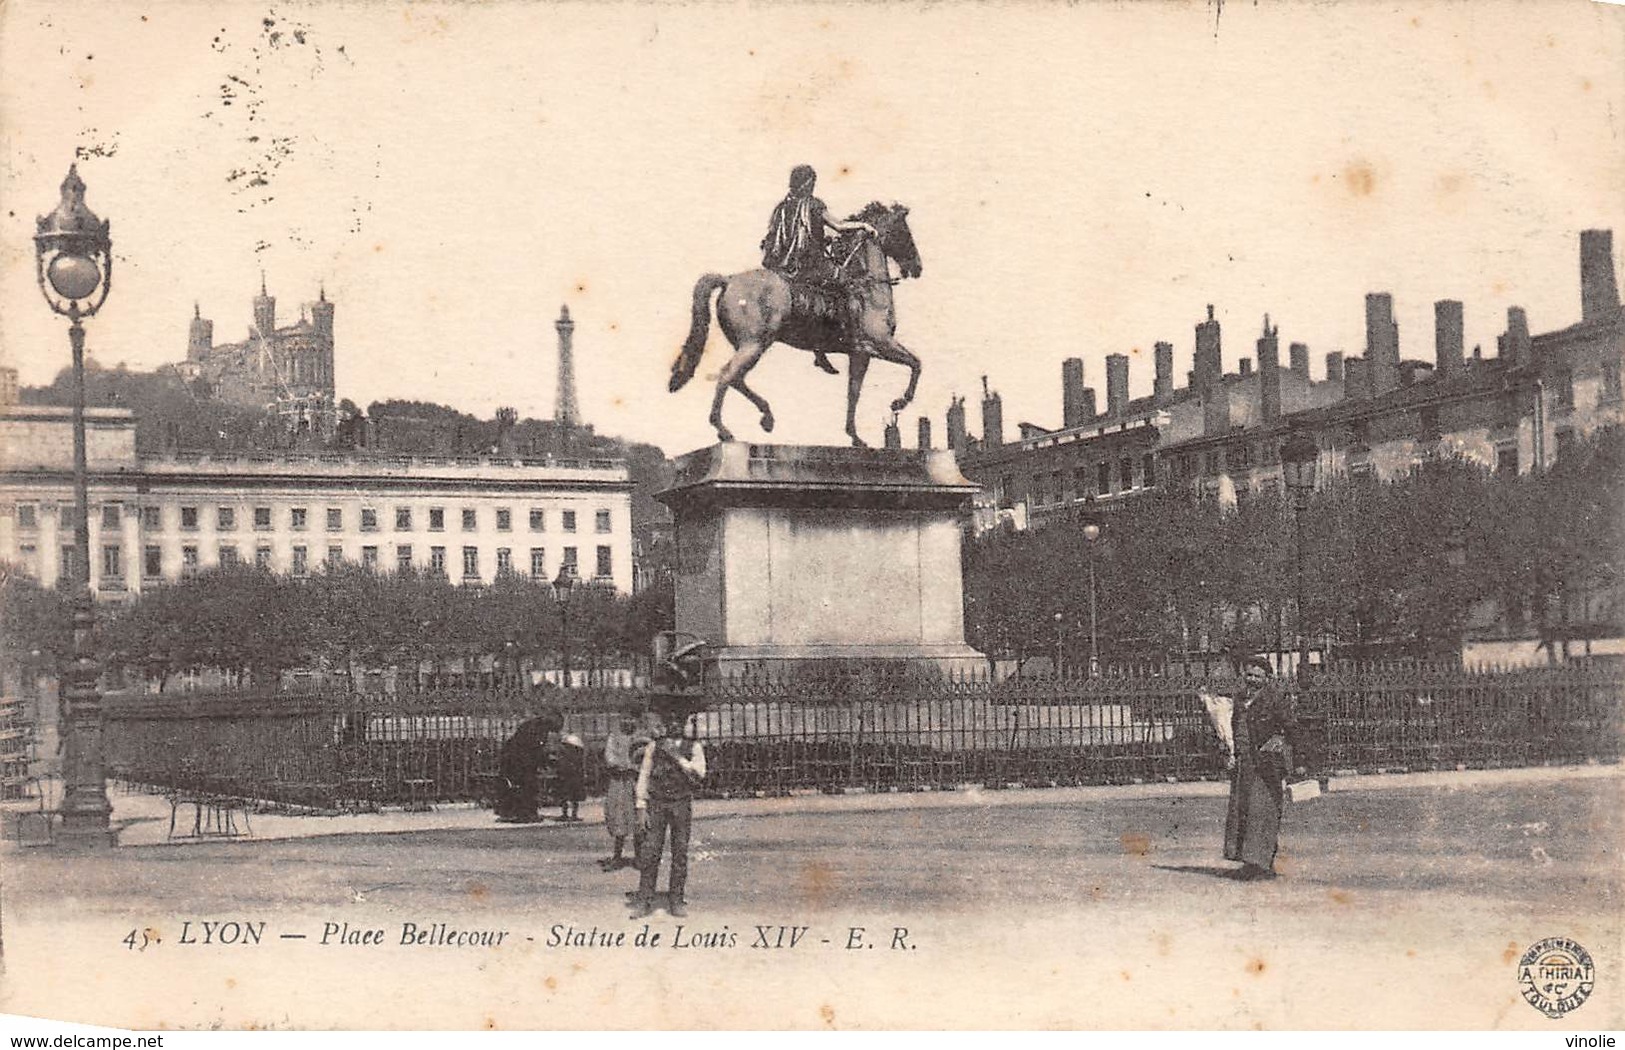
<box><xmin>34</xmin><ymin>163</ymin><xmax>114</xmax><ymax>846</ymax></box>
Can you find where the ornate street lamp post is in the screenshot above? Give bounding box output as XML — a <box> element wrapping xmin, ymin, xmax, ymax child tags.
<box><xmin>1280</xmin><ymin>429</ymin><xmax>1319</xmax><ymax>682</ymax></box>
<box><xmin>1082</xmin><ymin>521</ymin><xmax>1102</xmax><ymax>677</ymax></box>
<box><xmin>1052</xmin><ymin>611</ymin><xmax>1063</xmax><ymax>677</ymax></box>
<box><xmin>553</xmin><ymin>565</ymin><xmax>577</xmax><ymax>688</ymax></box>
<box><xmin>34</xmin><ymin>164</ymin><xmax>114</xmax><ymax>845</ymax></box>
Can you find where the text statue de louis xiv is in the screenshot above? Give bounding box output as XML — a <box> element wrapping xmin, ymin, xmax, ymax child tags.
<box><xmin>669</xmin><ymin>164</ymin><xmax>923</xmax><ymax>448</ymax></box>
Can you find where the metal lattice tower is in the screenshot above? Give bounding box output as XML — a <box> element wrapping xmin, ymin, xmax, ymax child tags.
<box><xmin>555</xmin><ymin>304</ymin><xmax>579</xmax><ymax>428</ymax></box>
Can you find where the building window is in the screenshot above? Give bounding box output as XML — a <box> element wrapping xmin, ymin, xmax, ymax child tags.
<box><xmin>496</xmin><ymin>509</ymin><xmax>512</xmax><ymax>532</ymax></box>
<box><xmin>1419</xmin><ymin>407</ymin><xmax>1441</xmax><ymax>441</ymax></box>
<box><xmin>291</xmin><ymin>507</ymin><xmax>307</xmax><ymax>530</ymax></box>
<box><xmin>218</xmin><ymin>507</ymin><xmax>236</xmax><ymax>531</ymax></box>
<box><xmin>326</xmin><ymin>508</ymin><xmax>343</xmax><ymax>531</ymax></box>
<box><xmin>1603</xmin><ymin>362</ymin><xmax>1623</xmax><ymax>404</ymax></box>
<box><xmin>561</xmin><ymin>546</ymin><xmax>578</xmax><ymax>573</ymax></box>
<box><xmin>462</xmin><ymin>546</ymin><xmax>479</xmax><ymax>579</ymax></box>
<box><xmin>256</xmin><ymin>546</ymin><xmax>273</xmax><ymax>569</ymax></box>
<box><xmin>530</xmin><ymin>547</ymin><xmax>546</xmax><ymax>578</ymax></box>
<box><xmin>1073</xmin><ymin>467</ymin><xmax>1091</xmax><ymax>499</ymax></box>
<box><xmin>1097</xmin><ymin>461</ymin><xmax>1111</xmax><ymax>495</ymax></box>
<box><xmin>429</xmin><ymin>546</ymin><xmax>447</xmax><ymax>575</ymax></box>
<box><xmin>251</xmin><ymin>506</ymin><xmax>270</xmax><ymax>530</ymax></box>
<box><xmin>595</xmin><ymin>509</ymin><xmax>612</xmax><ymax>534</ymax></box>
<box><xmin>143</xmin><ymin>545</ymin><xmax>162</xmax><ymax>578</ymax></box>
<box><xmin>102</xmin><ymin>544</ymin><xmax>122</xmax><ymax>580</ymax></box>
<box><xmin>182</xmin><ymin>545</ymin><xmax>199</xmax><ymax>576</ymax></box>
<box><xmin>60</xmin><ymin>546</ymin><xmax>76</xmax><ymax>583</ymax></box>
<box><xmin>397</xmin><ymin>545</ymin><xmax>413</xmax><ymax>573</ymax></box>
<box><xmin>218</xmin><ymin>545</ymin><xmax>239</xmax><ymax>568</ymax></box>
<box><xmin>1555</xmin><ymin>428</ymin><xmax>1576</xmax><ymax>463</ymax></box>
<box><xmin>1030</xmin><ymin>473</ymin><xmax>1049</xmax><ymax>506</ymax></box>
<box><xmin>462</xmin><ymin>508</ymin><xmax>477</xmax><ymax>531</ymax></box>
<box><xmin>596</xmin><ymin>545</ymin><xmax>613</xmax><ymax>579</ymax></box>
<box><xmin>429</xmin><ymin>507</ymin><xmax>445</xmax><ymax>532</ymax></box>
<box><xmin>101</xmin><ymin>505</ymin><xmax>121</xmax><ymax>529</ymax></box>
<box><xmin>562</xmin><ymin>510</ymin><xmax>577</xmax><ymax>533</ymax></box>
<box><xmin>1051</xmin><ymin>472</ymin><xmax>1064</xmax><ymax>503</ymax></box>
<box><xmin>1496</xmin><ymin>443</ymin><xmax>1519</xmax><ymax>478</ymax></box>
<box><xmin>361</xmin><ymin>545</ymin><xmax>379</xmax><ymax>570</ymax></box>
<box><xmin>496</xmin><ymin>547</ymin><xmax>513</xmax><ymax>575</ymax></box>
<box><xmin>1554</xmin><ymin>370</ymin><xmax>1575</xmax><ymax>410</ymax></box>
<box><xmin>181</xmin><ymin>506</ymin><xmax>199</xmax><ymax>530</ymax></box>
<box><xmin>360</xmin><ymin>508</ymin><xmax>379</xmax><ymax>532</ymax></box>
<box><xmin>17</xmin><ymin>504</ymin><xmax>37</xmax><ymax>530</ymax></box>
<box><xmin>327</xmin><ymin>545</ymin><xmax>344</xmax><ymax>568</ymax></box>
<box><xmin>395</xmin><ymin>507</ymin><xmax>412</xmax><ymax>531</ymax></box>
<box><xmin>530</xmin><ymin>509</ymin><xmax>546</xmax><ymax>532</ymax></box>
<box><xmin>142</xmin><ymin>506</ymin><xmax>161</xmax><ymax>530</ymax></box>
<box><xmin>1120</xmin><ymin>456</ymin><xmax>1134</xmax><ymax>489</ymax></box>
<box><xmin>292</xmin><ymin>546</ymin><xmax>308</xmax><ymax>577</ymax></box>
<box><xmin>1142</xmin><ymin>453</ymin><xmax>1157</xmax><ymax>487</ymax></box>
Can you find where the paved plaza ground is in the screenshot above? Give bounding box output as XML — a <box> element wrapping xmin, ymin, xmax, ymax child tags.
<box><xmin>1</xmin><ymin>766</ymin><xmax>1619</xmax><ymax>1030</ymax></box>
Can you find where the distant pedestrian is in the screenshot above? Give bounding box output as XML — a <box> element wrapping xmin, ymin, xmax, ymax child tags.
<box><xmin>599</xmin><ymin>715</ymin><xmax>642</xmax><ymax>870</ymax></box>
<box><xmin>629</xmin><ymin>708</ymin><xmax>707</xmax><ymax>919</ymax></box>
<box><xmin>556</xmin><ymin>734</ymin><xmax>586</xmax><ymax>822</ymax></box>
<box><xmin>1223</xmin><ymin>657</ymin><xmax>1300</xmax><ymax>880</ymax></box>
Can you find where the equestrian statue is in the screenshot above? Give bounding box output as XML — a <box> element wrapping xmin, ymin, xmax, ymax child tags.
<box><xmin>669</xmin><ymin>165</ymin><xmax>924</xmax><ymax>448</ymax></box>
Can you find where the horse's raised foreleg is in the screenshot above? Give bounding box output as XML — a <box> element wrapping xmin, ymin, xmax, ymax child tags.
<box><xmin>731</xmin><ymin>376</ymin><xmax>775</xmax><ymax>433</ymax></box>
<box><xmin>710</xmin><ymin>339</ymin><xmax>770</xmax><ymax>443</ymax></box>
<box><xmin>845</xmin><ymin>352</ymin><xmax>872</xmax><ymax>448</ymax></box>
<box><xmin>875</xmin><ymin>338</ymin><xmax>922</xmax><ymax>414</ymax></box>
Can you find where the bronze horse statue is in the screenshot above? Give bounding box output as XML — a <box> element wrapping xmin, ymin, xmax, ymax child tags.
<box><xmin>669</xmin><ymin>202</ymin><xmax>923</xmax><ymax>447</ymax></box>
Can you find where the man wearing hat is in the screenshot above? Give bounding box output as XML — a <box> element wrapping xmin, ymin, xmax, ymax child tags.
<box><xmin>629</xmin><ymin>703</ymin><xmax>707</xmax><ymax>919</ymax></box>
<box><xmin>1223</xmin><ymin>657</ymin><xmax>1300</xmax><ymax>880</ymax></box>
<box><xmin>760</xmin><ymin>164</ymin><xmax>878</xmax><ymax>375</ymax></box>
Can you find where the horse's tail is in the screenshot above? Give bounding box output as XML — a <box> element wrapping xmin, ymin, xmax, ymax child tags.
<box><xmin>671</xmin><ymin>273</ymin><xmax>727</xmax><ymax>393</ymax></box>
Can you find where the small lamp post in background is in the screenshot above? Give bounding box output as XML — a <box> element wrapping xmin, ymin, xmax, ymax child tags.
<box><xmin>34</xmin><ymin>164</ymin><xmax>114</xmax><ymax>846</ymax></box>
<box><xmin>552</xmin><ymin>565</ymin><xmax>577</xmax><ymax>688</ymax></box>
<box><xmin>1280</xmin><ymin>429</ymin><xmax>1319</xmax><ymax>682</ymax></box>
<box><xmin>1443</xmin><ymin>527</ymin><xmax>1468</xmax><ymax>665</ymax></box>
<box><xmin>1082</xmin><ymin>521</ymin><xmax>1102</xmax><ymax>676</ymax></box>
<box><xmin>1052</xmin><ymin>611</ymin><xmax>1064</xmax><ymax>677</ymax></box>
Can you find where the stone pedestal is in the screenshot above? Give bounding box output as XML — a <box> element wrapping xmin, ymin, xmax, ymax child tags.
<box><xmin>656</xmin><ymin>443</ymin><xmax>986</xmax><ymax>678</ymax></box>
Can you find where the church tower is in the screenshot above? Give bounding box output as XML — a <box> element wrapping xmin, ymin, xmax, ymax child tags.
<box><xmin>188</xmin><ymin>303</ymin><xmax>214</xmax><ymax>361</ymax></box>
<box><xmin>555</xmin><ymin>304</ymin><xmax>580</xmax><ymax>428</ymax></box>
<box><xmin>311</xmin><ymin>285</ymin><xmax>336</xmax><ymax>395</ymax></box>
<box><xmin>253</xmin><ymin>274</ymin><xmax>276</xmax><ymax>339</ymax></box>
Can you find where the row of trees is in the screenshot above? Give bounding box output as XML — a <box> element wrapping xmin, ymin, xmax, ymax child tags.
<box><xmin>1</xmin><ymin>563</ymin><xmax>675</xmax><ymax>692</ymax></box>
<box><xmin>963</xmin><ymin>428</ymin><xmax>1624</xmax><ymax>667</ymax></box>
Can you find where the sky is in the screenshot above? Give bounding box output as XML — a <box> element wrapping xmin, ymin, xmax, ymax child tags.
<box><xmin>2</xmin><ymin>0</ymin><xmax>1622</xmax><ymax>455</ymax></box>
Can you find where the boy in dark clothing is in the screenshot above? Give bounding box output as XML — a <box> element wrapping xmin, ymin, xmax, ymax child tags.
<box><xmin>629</xmin><ymin>711</ymin><xmax>706</xmax><ymax>919</ymax></box>
<box><xmin>556</xmin><ymin>734</ymin><xmax>586</xmax><ymax>822</ymax></box>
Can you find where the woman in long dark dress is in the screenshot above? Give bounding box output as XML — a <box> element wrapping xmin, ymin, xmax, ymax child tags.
<box><xmin>1223</xmin><ymin>659</ymin><xmax>1298</xmax><ymax>880</ymax></box>
<box><xmin>495</xmin><ymin>712</ymin><xmax>563</xmax><ymax>823</ymax></box>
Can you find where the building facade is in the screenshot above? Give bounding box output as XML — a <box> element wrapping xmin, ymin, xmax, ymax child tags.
<box><xmin>0</xmin><ymin>405</ymin><xmax>635</xmax><ymax>596</ymax></box>
<box><xmin>951</xmin><ymin>229</ymin><xmax>1622</xmax><ymax>526</ymax></box>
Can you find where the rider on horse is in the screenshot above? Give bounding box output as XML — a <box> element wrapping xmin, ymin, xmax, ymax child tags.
<box><xmin>760</xmin><ymin>164</ymin><xmax>876</xmax><ymax>374</ymax></box>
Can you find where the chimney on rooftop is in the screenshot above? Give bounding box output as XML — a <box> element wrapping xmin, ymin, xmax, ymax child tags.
<box><xmin>1106</xmin><ymin>353</ymin><xmax>1130</xmax><ymax>417</ymax></box>
<box><xmin>1366</xmin><ymin>293</ymin><xmax>1400</xmax><ymax>394</ymax></box>
<box><xmin>1434</xmin><ymin>300</ymin><xmax>1464</xmax><ymax>380</ymax></box>
<box><xmin>1062</xmin><ymin>358</ymin><xmax>1087</xmax><ymax>428</ymax></box>
<box><xmin>1581</xmin><ymin>229</ymin><xmax>1620</xmax><ymax>325</ymax></box>
<box><xmin>1154</xmin><ymin>342</ymin><xmax>1174</xmax><ymax>404</ymax></box>
<box><xmin>1258</xmin><ymin>315</ymin><xmax>1281</xmax><ymax>424</ymax></box>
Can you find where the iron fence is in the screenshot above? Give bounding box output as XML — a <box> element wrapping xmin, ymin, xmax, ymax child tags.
<box><xmin>103</xmin><ymin>663</ymin><xmax>1623</xmax><ymax>811</ymax></box>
